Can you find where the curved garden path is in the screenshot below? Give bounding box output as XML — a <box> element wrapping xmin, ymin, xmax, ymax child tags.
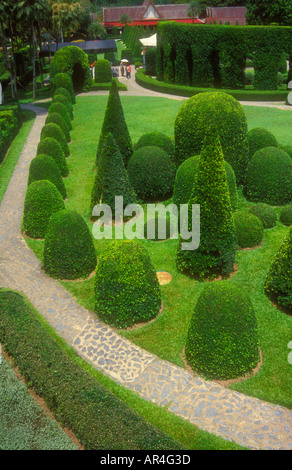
<box><xmin>0</xmin><ymin>80</ymin><xmax>292</xmax><ymax>450</ymax></box>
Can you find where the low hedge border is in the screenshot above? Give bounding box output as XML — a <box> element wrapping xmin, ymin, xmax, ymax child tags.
<box><xmin>135</xmin><ymin>69</ymin><xmax>289</xmax><ymax>102</ymax></box>
<box><xmin>0</xmin><ymin>289</ymin><xmax>184</xmax><ymax>450</ymax></box>
<box><xmin>0</xmin><ymin>105</ymin><xmax>22</xmax><ymax>164</ymax></box>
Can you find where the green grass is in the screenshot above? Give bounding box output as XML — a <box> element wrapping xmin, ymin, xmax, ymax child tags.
<box><xmin>25</xmin><ymin>95</ymin><xmax>292</xmax><ymax>411</ymax></box>
<box><xmin>0</xmin><ymin>109</ymin><xmax>35</xmax><ymax>203</ymax></box>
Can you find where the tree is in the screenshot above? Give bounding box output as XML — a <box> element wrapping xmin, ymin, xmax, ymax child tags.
<box><xmin>0</xmin><ymin>0</ymin><xmax>18</xmax><ymax>99</ymax></box>
<box><xmin>186</xmin><ymin>1</ymin><xmax>201</xmax><ymax>23</ymax></box>
<box><xmin>246</xmin><ymin>0</ymin><xmax>292</xmax><ymax>26</ymax></box>
<box><xmin>119</xmin><ymin>14</ymin><xmax>132</xmax><ymax>26</ymax></box>
<box><xmin>49</xmin><ymin>0</ymin><xmax>83</xmax><ymax>42</ymax></box>
<box><xmin>87</xmin><ymin>20</ymin><xmax>106</xmax><ymax>39</ymax></box>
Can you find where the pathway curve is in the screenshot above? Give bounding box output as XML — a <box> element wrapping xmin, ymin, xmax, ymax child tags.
<box><xmin>0</xmin><ymin>93</ymin><xmax>291</xmax><ymax>451</ymax></box>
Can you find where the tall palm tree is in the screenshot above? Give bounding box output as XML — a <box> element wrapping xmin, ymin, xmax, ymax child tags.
<box><xmin>186</xmin><ymin>0</ymin><xmax>201</xmax><ymax>24</ymax></box>
<box><xmin>49</xmin><ymin>0</ymin><xmax>83</xmax><ymax>43</ymax></box>
<box><xmin>0</xmin><ymin>0</ymin><xmax>18</xmax><ymax>99</ymax></box>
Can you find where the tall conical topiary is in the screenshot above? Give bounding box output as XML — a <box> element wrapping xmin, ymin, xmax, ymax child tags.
<box><xmin>264</xmin><ymin>227</ymin><xmax>292</xmax><ymax>313</ymax></box>
<box><xmin>91</xmin><ymin>133</ymin><xmax>137</xmax><ymax>215</ymax></box>
<box><xmin>96</xmin><ymin>80</ymin><xmax>133</xmax><ymax>167</ymax></box>
<box><xmin>177</xmin><ymin>133</ymin><xmax>237</xmax><ymax>280</ymax></box>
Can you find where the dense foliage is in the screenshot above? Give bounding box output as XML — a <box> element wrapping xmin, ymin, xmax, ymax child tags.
<box><xmin>45</xmin><ymin>112</ymin><xmax>71</xmax><ymax>143</ymax></box>
<box><xmin>51</xmin><ymin>72</ymin><xmax>76</xmax><ymax>104</ymax></box>
<box><xmin>95</xmin><ymin>59</ymin><xmax>112</xmax><ymax>83</ymax></box>
<box><xmin>249</xmin><ymin>203</ymin><xmax>277</xmax><ymax>229</ymax></box>
<box><xmin>185</xmin><ymin>283</ymin><xmax>260</xmax><ymax>380</ymax></box>
<box><xmin>94</xmin><ymin>240</ymin><xmax>161</xmax><ymax>328</ymax></box>
<box><xmin>50</xmin><ymin>46</ymin><xmax>91</xmax><ymax>93</ymax></box>
<box><xmin>36</xmin><ymin>137</ymin><xmax>69</xmax><ymax>178</ymax></box>
<box><xmin>280</xmin><ymin>205</ymin><xmax>292</xmax><ymax>226</ymax></box>
<box><xmin>40</xmin><ymin>123</ymin><xmax>70</xmax><ymax>157</ymax></box>
<box><xmin>247</xmin><ymin>127</ymin><xmax>278</xmax><ymax>161</ymax></box>
<box><xmin>134</xmin><ymin>131</ymin><xmax>174</xmax><ymax>163</ymax></box>
<box><xmin>27</xmin><ymin>154</ymin><xmax>67</xmax><ymax>200</ymax></box>
<box><xmin>48</xmin><ymin>102</ymin><xmax>72</xmax><ymax>131</ymax></box>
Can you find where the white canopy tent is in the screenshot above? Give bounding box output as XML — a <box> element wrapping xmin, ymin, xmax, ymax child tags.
<box><xmin>139</xmin><ymin>33</ymin><xmax>157</xmax><ymax>47</ymax></box>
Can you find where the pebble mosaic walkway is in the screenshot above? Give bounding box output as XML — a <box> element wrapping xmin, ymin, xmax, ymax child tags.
<box><xmin>0</xmin><ymin>96</ymin><xmax>292</xmax><ymax>451</ymax></box>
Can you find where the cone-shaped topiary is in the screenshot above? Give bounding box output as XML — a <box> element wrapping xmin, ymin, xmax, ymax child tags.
<box><xmin>264</xmin><ymin>227</ymin><xmax>292</xmax><ymax>313</ymax></box>
<box><xmin>36</xmin><ymin>137</ymin><xmax>69</xmax><ymax>177</ymax></box>
<box><xmin>134</xmin><ymin>132</ymin><xmax>175</xmax><ymax>163</ymax></box>
<box><xmin>249</xmin><ymin>203</ymin><xmax>277</xmax><ymax>229</ymax></box>
<box><xmin>28</xmin><ymin>155</ymin><xmax>67</xmax><ymax>199</ymax></box>
<box><xmin>48</xmin><ymin>102</ymin><xmax>72</xmax><ymax>130</ymax></box>
<box><xmin>40</xmin><ymin>123</ymin><xmax>70</xmax><ymax>157</ymax></box>
<box><xmin>96</xmin><ymin>80</ymin><xmax>133</xmax><ymax>167</ymax></box>
<box><xmin>185</xmin><ymin>283</ymin><xmax>260</xmax><ymax>380</ymax></box>
<box><xmin>174</xmin><ymin>91</ymin><xmax>248</xmax><ymax>184</ymax></box>
<box><xmin>44</xmin><ymin>209</ymin><xmax>97</xmax><ymax>280</ymax></box>
<box><xmin>244</xmin><ymin>147</ymin><xmax>292</xmax><ymax>205</ymax></box>
<box><xmin>233</xmin><ymin>211</ymin><xmax>264</xmax><ymax>248</ymax></box>
<box><xmin>173</xmin><ymin>155</ymin><xmax>237</xmax><ymax>211</ymax></box>
<box><xmin>280</xmin><ymin>205</ymin><xmax>292</xmax><ymax>226</ymax></box>
<box><xmin>247</xmin><ymin>127</ymin><xmax>278</xmax><ymax>161</ymax></box>
<box><xmin>52</xmin><ymin>93</ymin><xmax>73</xmax><ymax>119</ymax></box>
<box><xmin>22</xmin><ymin>180</ymin><xmax>65</xmax><ymax>239</ymax></box>
<box><xmin>127</xmin><ymin>146</ymin><xmax>176</xmax><ymax>202</ymax></box>
<box><xmin>91</xmin><ymin>133</ymin><xmax>137</xmax><ymax>215</ymax></box>
<box><xmin>177</xmin><ymin>134</ymin><xmax>237</xmax><ymax>280</ymax></box>
<box><xmin>51</xmin><ymin>72</ymin><xmax>75</xmax><ymax>104</ymax></box>
<box><xmin>45</xmin><ymin>112</ymin><xmax>70</xmax><ymax>143</ymax></box>
<box><xmin>94</xmin><ymin>240</ymin><xmax>161</xmax><ymax>328</ymax></box>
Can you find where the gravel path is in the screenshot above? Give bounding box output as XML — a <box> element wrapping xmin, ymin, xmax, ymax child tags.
<box><xmin>0</xmin><ymin>85</ymin><xmax>291</xmax><ymax>451</ymax></box>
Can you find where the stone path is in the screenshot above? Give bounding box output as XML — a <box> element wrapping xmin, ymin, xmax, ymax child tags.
<box><xmin>0</xmin><ymin>91</ymin><xmax>291</xmax><ymax>451</ymax></box>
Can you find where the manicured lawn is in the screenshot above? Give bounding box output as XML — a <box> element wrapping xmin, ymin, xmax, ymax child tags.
<box><xmin>25</xmin><ymin>95</ymin><xmax>292</xmax><ymax>413</ymax></box>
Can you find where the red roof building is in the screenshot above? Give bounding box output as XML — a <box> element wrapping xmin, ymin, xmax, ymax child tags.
<box><xmin>102</xmin><ymin>0</ymin><xmax>204</xmax><ymax>31</ymax></box>
<box><xmin>205</xmin><ymin>6</ymin><xmax>247</xmax><ymax>25</ymax></box>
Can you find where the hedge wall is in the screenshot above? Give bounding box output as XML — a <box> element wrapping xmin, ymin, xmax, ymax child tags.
<box><xmin>156</xmin><ymin>22</ymin><xmax>292</xmax><ymax>90</ymax></box>
<box><xmin>0</xmin><ymin>105</ymin><xmax>22</xmax><ymax>164</ymax></box>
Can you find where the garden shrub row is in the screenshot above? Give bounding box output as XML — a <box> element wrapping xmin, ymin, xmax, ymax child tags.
<box><xmin>0</xmin><ymin>289</ymin><xmax>184</xmax><ymax>450</ymax></box>
<box><xmin>0</xmin><ymin>105</ymin><xmax>22</xmax><ymax>164</ymax></box>
<box><xmin>156</xmin><ymin>22</ymin><xmax>292</xmax><ymax>90</ymax></box>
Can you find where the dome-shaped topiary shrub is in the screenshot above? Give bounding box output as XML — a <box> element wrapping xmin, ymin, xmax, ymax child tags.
<box><xmin>264</xmin><ymin>227</ymin><xmax>292</xmax><ymax>312</ymax></box>
<box><xmin>50</xmin><ymin>46</ymin><xmax>91</xmax><ymax>93</ymax></box>
<box><xmin>127</xmin><ymin>146</ymin><xmax>176</xmax><ymax>202</ymax></box>
<box><xmin>50</xmin><ymin>72</ymin><xmax>75</xmax><ymax>104</ymax></box>
<box><xmin>95</xmin><ymin>59</ymin><xmax>112</xmax><ymax>83</ymax></box>
<box><xmin>36</xmin><ymin>137</ymin><xmax>69</xmax><ymax>177</ymax></box>
<box><xmin>280</xmin><ymin>205</ymin><xmax>292</xmax><ymax>226</ymax></box>
<box><xmin>94</xmin><ymin>240</ymin><xmax>161</xmax><ymax>328</ymax></box>
<box><xmin>244</xmin><ymin>147</ymin><xmax>292</xmax><ymax>205</ymax></box>
<box><xmin>185</xmin><ymin>283</ymin><xmax>260</xmax><ymax>380</ymax></box>
<box><xmin>247</xmin><ymin>127</ymin><xmax>278</xmax><ymax>161</ymax></box>
<box><xmin>173</xmin><ymin>155</ymin><xmax>237</xmax><ymax>211</ymax></box>
<box><xmin>45</xmin><ymin>112</ymin><xmax>70</xmax><ymax>143</ymax></box>
<box><xmin>134</xmin><ymin>132</ymin><xmax>175</xmax><ymax>163</ymax></box>
<box><xmin>52</xmin><ymin>93</ymin><xmax>73</xmax><ymax>119</ymax></box>
<box><xmin>53</xmin><ymin>86</ymin><xmax>74</xmax><ymax>109</ymax></box>
<box><xmin>44</xmin><ymin>209</ymin><xmax>97</xmax><ymax>280</ymax></box>
<box><xmin>233</xmin><ymin>211</ymin><xmax>264</xmax><ymax>248</ymax></box>
<box><xmin>248</xmin><ymin>203</ymin><xmax>277</xmax><ymax>229</ymax></box>
<box><xmin>48</xmin><ymin>102</ymin><xmax>72</xmax><ymax>130</ymax></box>
<box><xmin>28</xmin><ymin>154</ymin><xmax>67</xmax><ymax>199</ymax></box>
<box><xmin>174</xmin><ymin>91</ymin><xmax>248</xmax><ymax>184</ymax></box>
<box><xmin>279</xmin><ymin>144</ymin><xmax>292</xmax><ymax>158</ymax></box>
<box><xmin>22</xmin><ymin>180</ymin><xmax>65</xmax><ymax>239</ymax></box>
<box><xmin>40</xmin><ymin>123</ymin><xmax>70</xmax><ymax>157</ymax></box>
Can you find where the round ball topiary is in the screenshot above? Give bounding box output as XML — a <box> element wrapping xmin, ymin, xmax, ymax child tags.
<box><xmin>40</xmin><ymin>123</ymin><xmax>70</xmax><ymax>157</ymax></box>
<box><xmin>247</xmin><ymin>127</ymin><xmax>278</xmax><ymax>161</ymax></box>
<box><xmin>185</xmin><ymin>283</ymin><xmax>260</xmax><ymax>380</ymax></box>
<box><xmin>173</xmin><ymin>155</ymin><xmax>237</xmax><ymax>211</ymax></box>
<box><xmin>44</xmin><ymin>209</ymin><xmax>97</xmax><ymax>280</ymax></box>
<box><xmin>22</xmin><ymin>180</ymin><xmax>65</xmax><ymax>239</ymax></box>
<box><xmin>280</xmin><ymin>205</ymin><xmax>292</xmax><ymax>226</ymax></box>
<box><xmin>94</xmin><ymin>240</ymin><xmax>161</xmax><ymax>328</ymax></box>
<box><xmin>28</xmin><ymin>154</ymin><xmax>67</xmax><ymax>200</ymax></box>
<box><xmin>279</xmin><ymin>144</ymin><xmax>292</xmax><ymax>158</ymax></box>
<box><xmin>52</xmin><ymin>93</ymin><xmax>73</xmax><ymax>119</ymax></box>
<box><xmin>48</xmin><ymin>102</ymin><xmax>72</xmax><ymax>130</ymax></box>
<box><xmin>248</xmin><ymin>203</ymin><xmax>277</xmax><ymax>229</ymax></box>
<box><xmin>233</xmin><ymin>210</ymin><xmax>264</xmax><ymax>248</ymax></box>
<box><xmin>50</xmin><ymin>72</ymin><xmax>76</xmax><ymax>104</ymax></box>
<box><xmin>127</xmin><ymin>146</ymin><xmax>176</xmax><ymax>202</ymax></box>
<box><xmin>174</xmin><ymin>91</ymin><xmax>248</xmax><ymax>184</ymax></box>
<box><xmin>36</xmin><ymin>137</ymin><xmax>69</xmax><ymax>177</ymax></box>
<box><xmin>244</xmin><ymin>147</ymin><xmax>292</xmax><ymax>205</ymax></box>
<box><xmin>53</xmin><ymin>86</ymin><xmax>74</xmax><ymax>108</ymax></box>
<box><xmin>45</xmin><ymin>112</ymin><xmax>70</xmax><ymax>143</ymax></box>
<box><xmin>94</xmin><ymin>59</ymin><xmax>112</xmax><ymax>83</ymax></box>
<box><xmin>134</xmin><ymin>132</ymin><xmax>175</xmax><ymax>163</ymax></box>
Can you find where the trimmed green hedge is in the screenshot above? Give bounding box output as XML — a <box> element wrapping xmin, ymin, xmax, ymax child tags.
<box><xmin>51</xmin><ymin>73</ymin><xmax>76</xmax><ymax>104</ymax></box>
<box><xmin>44</xmin><ymin>209</ymin><xmax>97</xmax><ymax>280</ymax></box>
<box><xmin>94</xmin><ymin>240</ymin><xmax>161</xmax><ymax>328</ymax></box>
<box><xmin>244</xmin><ymin>147</ymin><xmax>292</xmax><ymax>205</ymax></box>
<box><xmin>28</xmin><ymin>154</ymin><xmax>67</xmax><ymax>200</ymax></box>
<box><xmin>233</xmin><ymin>211</ymin><xmax>264</xmax><ymax>248</ymax></box>
<box><xmin>0</xmin><ymin>105</ymin><xmax>22</xmax><ymax>164</ymax></box>
<box><xmin>94</xmin><ymin>59</ymin><xmax>112</xmax><ymax>83</ymax></box>
<box><xmin>50</xmin><ymin>46</ymin><xmax>91</xmax><ymax>93</ymax></box>
<box><xmin>280</xmin><ymin>205</ymin><xmax>292</xmax><ymax>226</ymax></box>
<box><xmin>249</xmin><ymin>203</ymin><xmax>277</xmax><ymax>229</ymax></box>
<box><xmin>185</xmin><ymin>283</ymin><xmax>260</xmax><ymax>380</ymax></box>
<box><xmin>40</xmin><ymin>123</ymin><xmax>70</xmax><ymax>158</ymax></box>
<box><xmin>127</xmin><ymin>146</ymin><xmax>176</xmax><ymax>202</ymax></box>
<box><xmin>134</xmin><ymin>131</ymin><xmax>174</xmax><ymax>163</ymax></box>
<box><xmin>36</xmin><ymin>137</ymin><xmax>69</xmax><ymax>178</ymax></box>
<box><xmin>48</xmin><ymin>102</ymin><xmax>72</xmax><ymax>131</ymax></box>
<box><xmin>52</xmin><ymin>93</ymin><xmax>73</xmax><ymax>120</ymax></box>
<box><xmin>0</xmin><ymin>289</ymin><xmax>184</xmax><ymax>450</ymax></box>
<box><xmin>22</xmin><ymin>180</ymin><xmax>65</xmax><ymax>239</ymax></box>
<box><xmin>247</xmin><ymin>127</ymin><xmax>278</xmax><ymax>161</ymax></box>
<box><xmin>45</xmin><ymin>112</ymin><xmax>70</xmax><ymax>143</ymax></box>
